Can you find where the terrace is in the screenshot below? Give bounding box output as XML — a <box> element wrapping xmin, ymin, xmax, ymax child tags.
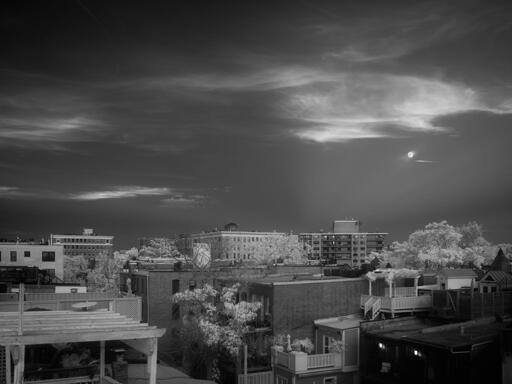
<box><xmin>0</xmin><ymin>309</ymin><xmax>165</xmax><ymax>384</ymax></box>
<box><xmin>361</xmin><ymin>269</ymin><xmax>432</xmax><ymax>319</ymax></box>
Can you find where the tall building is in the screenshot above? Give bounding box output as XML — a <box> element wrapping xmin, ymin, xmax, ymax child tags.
<box><xmin>49</xmin><ymin>228</ymin><xmax>114</xmax><ymax>258</ymax></box>
<box><xmin>0</xmin><ymin>242</ymin><xmax>64</xmax><ymax>280</ymax></box>
<box><xmin>175</xmin><ymin>223</ymin><xmax>287</xmax><ymax>262</ymax></box>
<box><xmin>299</xmin><ymin>220</ymin><xmax>387</xmax><ymax>267</ymax></box>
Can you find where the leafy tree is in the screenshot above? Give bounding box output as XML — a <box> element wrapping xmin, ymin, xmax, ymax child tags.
<box><xmin>171</xmin><ymin>284</ymin><xmax>260</xmax><ymax>382</ymax></box>
<box><xmin>381</xmin><ymin>220</ymin><xmax>495</xmax><ymax>270</ymax></box>
<box><xmin>245</xmin><ymin>234</ymin><xmax>310</xmax><ymax>265</ymax></box>
<box><xmin>63</xmin><ymin>253</ymin><xmax>123</xmax><ymax>294</ymax></box>
<box><xmin>139</xmin><ymin>238</ymin><xmax>182</xmax><ymax>259</ymax></box>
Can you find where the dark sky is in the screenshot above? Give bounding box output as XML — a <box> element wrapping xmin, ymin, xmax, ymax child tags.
<box><xmin>1</xmin><ymin>0</ymin><xmax>512</xmax><ymax>249</ymax></box>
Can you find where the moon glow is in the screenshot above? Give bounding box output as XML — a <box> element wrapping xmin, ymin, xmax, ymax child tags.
<box><xmin>407</xmin><ymin>151</ymin><xmax>415</xmax><ymax>159</ymax></box>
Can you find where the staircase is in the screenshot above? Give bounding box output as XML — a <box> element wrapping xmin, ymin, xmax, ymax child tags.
<box><xmin>363</xmin><ymin>296</ymin><xmax>382</xmax><ymax>320</ymax></box>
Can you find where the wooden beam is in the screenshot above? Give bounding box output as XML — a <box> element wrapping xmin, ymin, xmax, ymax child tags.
<box><xmin>122</xmin><ymin>339</ymin><xmax>154</xmax><ymax>355</ymax></box>
<box><xmin>6</xmin><ymin>345</ymin><xmax>11</xmax><ymax>384</ymax></box>
<box><xmin>0</xmin><ymin>328</ymin><xmax>165</xmax><ymax>346</ymax></box>
<box><xmin>147</xmin><ymin>338</ymin><xmax>157</xmax><ymax>384</ymax></box>
<box><xmin>100</xmin><ymin>341</ymin><xmax>105</xmax><ymax>382</ymax></box>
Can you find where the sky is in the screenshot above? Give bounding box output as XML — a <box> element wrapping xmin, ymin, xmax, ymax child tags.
<box><xmin>1</xmin><ymin>0</ymin><xmax>512</xmax><ymax>249</ymax></box>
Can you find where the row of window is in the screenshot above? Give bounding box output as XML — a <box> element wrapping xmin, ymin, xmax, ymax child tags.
<box><xmin>56</xmin><ymin>238</ymin><xmax>112</xmax><ymax>244</ymax></box>
<box><xmin>0</xmin><ymin>251</ymin><xmax>56</xmax><ymax>262</ymax></box>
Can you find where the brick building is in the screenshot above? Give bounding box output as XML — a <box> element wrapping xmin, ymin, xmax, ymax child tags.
<box><xmin>299</xmin><ymin>220</ymin><xmax>387</xmax><ymax>267</ymax></box>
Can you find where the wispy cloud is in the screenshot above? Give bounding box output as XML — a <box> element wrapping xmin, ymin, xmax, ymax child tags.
<box><xmin>71</xmin><ymin>186</ymin><xmax>172</xmax><ymax>200</ymax></box>
<box><xmin>0</xmin><ymin>185</ymin><xmax>207</xmax><ymax>208</ymax></box>
<box><xmin>285</xmin><ymin>73</ymin><xmax>512</xmax><ymax>143</ymax></box>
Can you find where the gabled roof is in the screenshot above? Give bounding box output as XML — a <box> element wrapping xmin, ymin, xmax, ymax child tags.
<box><xmin>481</xmin><ymin>270</ymin><xmax>512</xmax><ymax>284</ymax></box>
<box><xmin>0</xmin><ymin>310</ymin><xmax>165</xmax><ymax>346</ymax></box>
<box><xmin>439</xmin><ymin>268</ymin><xmax>477</xmax><ymax>278</ymax></box>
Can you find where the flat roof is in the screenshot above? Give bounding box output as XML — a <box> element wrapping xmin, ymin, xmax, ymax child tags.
<box><xmin>220</xmin><ymin>274</ymin><xmax>365</xmax><ymax>285</ymax></box>
<box><xmin>0</xmin><ymin>310</ymin><xmax>165</xmax><ymax>346</ymax></box>
<box><xmin>314</xmin><ymin>315</ymin><xmax>363</xmax><ymax>330</ymax></box>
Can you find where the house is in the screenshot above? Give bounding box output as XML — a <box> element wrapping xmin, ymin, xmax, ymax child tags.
<box><xmin>437</xmin><ymin>268</ymin><xmax>476</xmax><ymax>290</ymax></box>
<box><xmin>479</xmin><ymin>270</ymin><xmax>512</xmax><ymax>293</ymax></box>
<box><xmin>359</xmin><ymin>316</ymin><xmax>506</xmax><ymax>384</ymax></box>
<box><xmin>361</xmin><ymin>269</ymin><xmax>431</xmax><ymax>320</ymax></box>
<box><xmin>490</xmin><ymin>248</ymin><xmax>512</xmax><ymax>273</ymax></box>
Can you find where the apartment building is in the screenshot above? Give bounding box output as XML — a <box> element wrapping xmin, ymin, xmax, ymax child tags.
<box><xmin>299</xmin><ymin>220</ymin><xmax>387</xmax><ymax>267</ymax></box>
<box><xmin>176</xmin><ymin>223</ymin><xmax>287</xmax><ymax>262</ymax></box>
<box><xmin>0</xmin><ymin>242</ymin><xmax>64</xmax><ymax>280</ymax></box>
<box><xmin>50</xmin><ymin>228</ymin><xmax>114</xmax><ymax>258</ymax></box>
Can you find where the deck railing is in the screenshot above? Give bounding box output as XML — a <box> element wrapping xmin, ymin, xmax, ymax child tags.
<box><xmin>307</xmin><ymin>353</ymin><xmax>335</xmax><ymax>369</ymax></box>
<box><xmin>361</xmin><ymin>294</ymin><xmax>432</xmax><ymax>313</ymax></box>
<box><xmin>0</xmin><ymin>295</ymin><xmax>142</xmax><ymax>321</ymax></box>
<box><xmin>237</xmin><ymin>371</ymin><xmax>273</xmax><ymax>384</ymax></box>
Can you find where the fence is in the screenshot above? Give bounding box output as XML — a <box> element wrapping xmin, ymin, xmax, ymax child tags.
<box><xmin>307</xmin><ymin>353</ymin><xmax>335</xmax><ymax>369</ymax></box>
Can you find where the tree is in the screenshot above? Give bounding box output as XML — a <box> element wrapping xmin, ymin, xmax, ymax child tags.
<box><xmin>171</xmin><ymin>284</ymin><xmax>261</xmax><ymax>382</ymax></box>
<box><xmin>63</xmin><ymin>253</ymin><xmax>124</xmax><ymax>294</ymax></box>
<box><xmin>139</xmin><ymin>238</ymin><xmax>182</xmax><ymax>259</ymax></box>
<box><xmin>245</xmin><ymin>234</ymin><xmax>310</xmax><ymax>265</ymax></box>
<box><xmin>380</xmin><ymin>220</ymin><xmax>495</xmax><ymax>270</ymax></box>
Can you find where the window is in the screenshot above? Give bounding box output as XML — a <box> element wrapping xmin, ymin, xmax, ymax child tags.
<box><xmin>10</xmin><ymin>251</ymin><xmax>17</xmax><ymax>262</ymax></box>
<box><xmin>324</xmin><ymin>377</ymin><xmax>337</xmax><ymax>384</ymax></box>
<box><xmin>42</xmin><ymin>251</ymin><xmax>55</xmax><ymax>262</ymax></box>
<box><xmin>24</xmin><ymin>251</ymin><xmax>31</xmax><ymax>258</ymax></box>
<box><xmin>172</xmin><ymin>279</ymin><xmax>180</xmax><ymax>294</ymax></box>
<box><xmin>189</xmin><ymin>280</ymin><xmax>196</xmax><ymax>291</ymax></box>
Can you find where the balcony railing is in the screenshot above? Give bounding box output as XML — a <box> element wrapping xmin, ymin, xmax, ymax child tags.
<box><xmin>272</xmin><ymin>348</ymin><xmax>342</xmax><ymax>373</ymax></box>
<box><xmin>361</xmin><ymin>294</ymin><xmax>432</xmax><ymax>313</ymax></box>
<box><xmin>384</xmin><ymin>287</ymin><xmax>417</xmax><ymax>297</ymax></box>
<box><xmin>237</xmin><ymin>371</ymin><xmax>273</xmax><ymax>384</ymax></box>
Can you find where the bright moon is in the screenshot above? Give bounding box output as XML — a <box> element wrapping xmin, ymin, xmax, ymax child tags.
<box><xmin>407</xmin><ymin>151</ymin><xmax>415</xmax><ymax>159</ymax></box>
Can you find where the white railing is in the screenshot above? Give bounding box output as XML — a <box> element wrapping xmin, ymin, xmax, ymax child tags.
<box><xmin>361</xmin><ymin>295</ymin><xmax>432</xmax><ymax>313</ymax></box>
<box><xmin>307</xmin><ymin>353</ymin><xmax>335</xmax><ymax>369</ymax></box>
<box><xmin>276</xmin><ymin>351</ymin><xmax>290</xmax><ymax>368</ymax></box>
<box><xmin>237</xmin><ymin>371</ymin><xmax>273</xmax><ymax>384</ymax></box>
<box><xmin>371</xmin><ymin>298</ymin><xmax>381</xmax><ymax>319</ymax></box>
<box><xmin>384</xmin><ymin>287</ymin><xmax>417</xmax><ymax>297</ymax></box>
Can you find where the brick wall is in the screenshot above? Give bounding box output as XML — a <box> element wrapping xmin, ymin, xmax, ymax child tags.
<box><xmin>272</xmin><ymin>279</ymin><xmax>367</xmax><ymax>340</ymax></box>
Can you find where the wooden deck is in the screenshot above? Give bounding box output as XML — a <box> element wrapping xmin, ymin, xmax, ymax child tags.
<box><xmin>361</xmin><ymin>294</ymin><xmax>432</xmax><ymax>315</ymax></box>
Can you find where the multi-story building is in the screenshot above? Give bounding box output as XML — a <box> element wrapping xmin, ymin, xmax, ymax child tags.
<box><xmin>176</xmin><ymin>223</ymin><xmax>287</xmax><ymax>262</ymax></box>
<box><xmin>50</xmin><ymin>228</ymin><xmax>114</xmax><ymax>258</ymax></box>
<box><xmin>0</xmin><ymin>242</ymin><xmax>64</xmax><ymax>280</ymax></box>
<box><xmin>299</xmin><ymin>220</ymin><xmax>387</xmax><ymax>267</ymax></box>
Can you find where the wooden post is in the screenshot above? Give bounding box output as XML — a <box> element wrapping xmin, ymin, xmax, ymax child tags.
<box><xmin>414</xmin><ymin>277</ymin><xmax>419</xmax><ymax>297</ymax></box>
<box><xmin>368</xmin><ymin>280</ymin><xmax>372</xmax><ymax>296</ymax></box>
<box><xmin>100</xmin><ymin>341</ymin><xmax>105</xmax><ymax>382</ymax></box>
<box><xmin>244</xmin><ymin>344</ymin><xmax>248</xmax><ymax>384</ymax></box>
<box><xmin>6</xmin><ymin>346</ymin><xmax>11</xmax><ymax>384</ymax></box>
<box><xmin>11</xmin><ymin>345</ymin><xmax>25</xmax><ymax>384</ymax></box>
<box><xmin>389</xmin><ymin>280</ymin><xmax>393</xmax><ymax>298</ymax></box>
<box><xmin>147</xmin><ymin>338</ymin><xmax>158</xmax><ymax>384</ymax></box>
<box><xmin>18</xmin><ymin>284</ymin><xmax>24</xmax><ymax>336</ymax></box>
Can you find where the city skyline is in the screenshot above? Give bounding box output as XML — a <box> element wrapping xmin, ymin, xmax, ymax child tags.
<box><xmin>1</xmin><ymin>0</ymin><xmax>512</xmax><ymax>248</ymax></box>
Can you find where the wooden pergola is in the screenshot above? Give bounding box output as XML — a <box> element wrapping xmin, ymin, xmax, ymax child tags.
<box><xmin>0</xmin><ymin>310</ymin><xmax>165</xmax><ymax>384</ymax></box>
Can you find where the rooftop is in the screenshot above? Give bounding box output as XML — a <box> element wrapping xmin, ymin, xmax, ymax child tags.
<box><xmin>439</xmin><ymin>268</ymin><xmax>477</xmax><ymax>277</ymax></box>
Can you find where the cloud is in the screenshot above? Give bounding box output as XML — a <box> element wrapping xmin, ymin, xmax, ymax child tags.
<box><xmin>0</xmin><ymin>116</ymin><xmax>104</xmax><ymax>145</ymax></box>
<box><xmin>71</xmin><ymin>186</ymin><xmax>172</xmax><ymax>200</ymax></box>
<box><xmin>284</xmin><ymin>73</ymin><xmax>512</xmax><ymax>143</ymax></box>
<box><xmin>0</xmin><ymin>185</ymin><xmax>208</xmax><ymax>207</ymax></box>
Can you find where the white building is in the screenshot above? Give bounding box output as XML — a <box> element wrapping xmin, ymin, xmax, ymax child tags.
<box><xmin>50</xmin><ymin>228</ymin><xmax>114</xmax><ymax>258</ymax></box>
<box><xmin>0</xmin><ymin>243</ymin><xmax>64</xmax><ymax>280</ymax></box>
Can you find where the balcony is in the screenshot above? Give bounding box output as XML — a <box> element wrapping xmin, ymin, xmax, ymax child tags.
<box><xmin>271</xmin><ymin>348</ymin><xmax>344</xmax><ymax>373</ymax></box>
<box><xmin>361</xmin><ymin>294</ymin><xmax>432</xmax><ymax>316</ymax></box>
